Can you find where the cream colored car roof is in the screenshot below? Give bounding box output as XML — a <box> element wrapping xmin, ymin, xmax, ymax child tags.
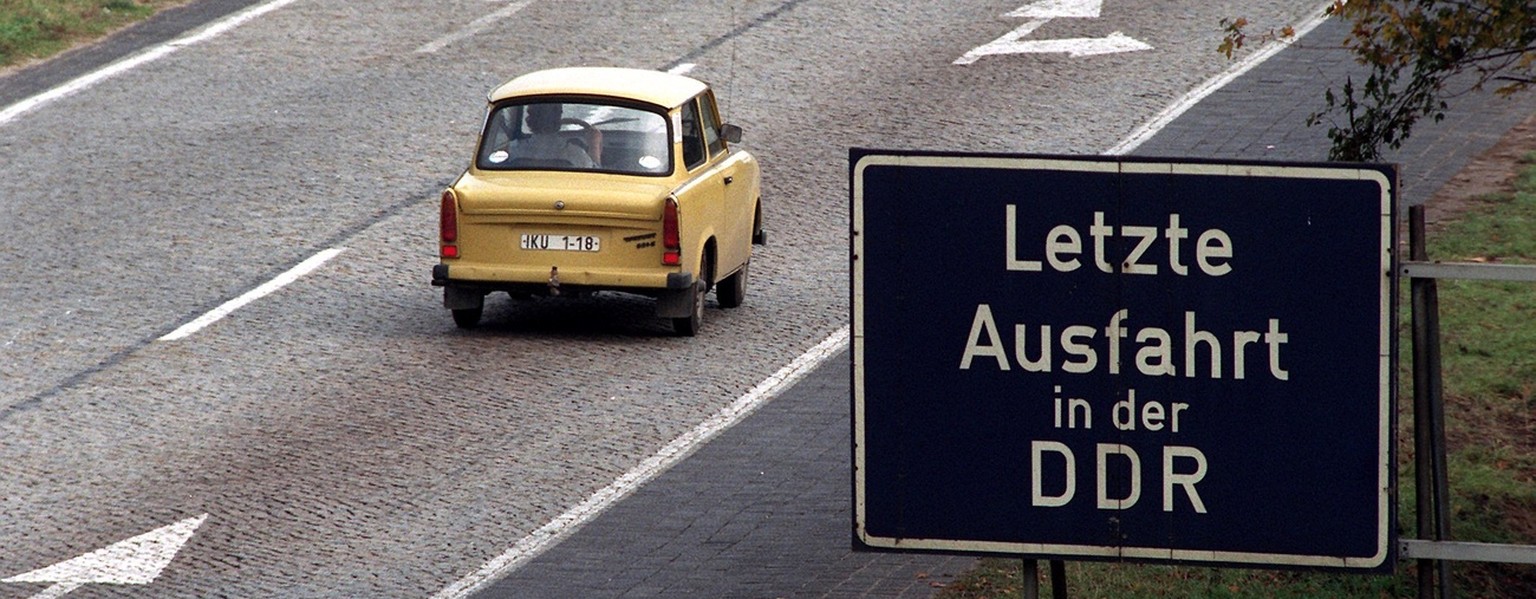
<box><xmin>488</xmin><ymin>67</ymin><xmax>708</xmax><ymax>109</ymax></box>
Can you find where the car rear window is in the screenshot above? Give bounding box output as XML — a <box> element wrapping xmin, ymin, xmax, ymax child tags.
<box><xmin>477</xmin><ymin>101</ymin><xmax>671</xmax><ymax>176</ymax></box>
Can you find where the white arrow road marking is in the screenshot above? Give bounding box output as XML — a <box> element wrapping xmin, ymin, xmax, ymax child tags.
<box><xmin>955</xmin><ymin>19</ymin><xmax>1050</xmax><ymax>64</ymax></box>
<box><xmin>955</xmin><ymin>0</ymin><xmax>1150</xmax><ymax>65</ymax></box>
<box><xmin>959</xmin><ymin>29</ymin><xmax>1151</xmax><ymax>64</ymax></box>
<box><xmin>4</xmin><ymin>514</ymin><xmax>209</xmax><ymax>598</ymax></box>
<box><xmin>1007</xmin><ymin>0</ymin><xmax>1103</xmax><ymax>19</ymax></box>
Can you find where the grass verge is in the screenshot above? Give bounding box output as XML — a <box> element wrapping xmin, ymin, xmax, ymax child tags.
<box><xmin>939</xmin><ymin>154</ymin><xmax>1536</xmax><ymax>599</ymax></box>
<box><xmin>0</xmin><ymin>0</ymin><xmax>179</xmax><ymax>69</ymax></box>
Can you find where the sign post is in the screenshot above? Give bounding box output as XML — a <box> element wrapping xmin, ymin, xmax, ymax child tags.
<box><xmin>851</xmin><ymin>151</ymin><xmax>1396</xmax><ymax>570</ymax></box>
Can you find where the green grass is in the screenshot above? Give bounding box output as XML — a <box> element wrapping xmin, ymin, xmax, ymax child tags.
<box><xmin>0</xmin><ymin>0</ymin><xmax>174</xmax><ymax>68</ymax></box>
<box><xmin>941</xmin><ymin>154</ymin><xmax>1536</xmax><ymax>599</ymax></box>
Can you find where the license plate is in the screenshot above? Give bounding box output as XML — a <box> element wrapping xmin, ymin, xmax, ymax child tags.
<box><xmin>520</xmin><ymin>234</ymin><xmax>601</xmax><ymax>252</ymax></box>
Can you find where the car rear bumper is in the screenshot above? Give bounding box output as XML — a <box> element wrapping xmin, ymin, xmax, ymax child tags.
<box><xmin>432</xmin><ymin>263</ymin><xmax>694</xmax><ymax>296</ymax></box>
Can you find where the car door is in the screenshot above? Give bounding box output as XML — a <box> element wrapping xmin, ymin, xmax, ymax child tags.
<box><xmin>672</xmin><ymin>96</ymin><xmax>729</xmax><ymax>282</ymax></box>
<box><xmin>695</xmin><ymin>91</ymin><xmax>755</xmax><ymax>277</ymax></box>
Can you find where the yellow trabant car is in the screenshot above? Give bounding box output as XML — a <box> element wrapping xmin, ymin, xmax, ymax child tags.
<box><xmin>432</xmin><ymin>67</ymin><xmax>763</xmax><ymax>335</ymax></box>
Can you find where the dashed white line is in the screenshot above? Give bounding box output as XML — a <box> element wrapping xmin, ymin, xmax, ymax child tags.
<box><xmin>667</xmin><ymin>63</ymin><xmax>697</xmax><ymax>76</ymax></box>
<box><xmin>0</xmin><ymin>0</ymin><xmax>301</xmax><ymax>128</ymax></box>
<box><xmin>158</xmin><ymin>248</ymin><xmax>346</xmax><ymax>341</ymax></box>
<box><xmin>431</xmin><ymin>326</ymin><xmax>851</xmax><ymax>599</ymax></box>
<box><xmin>415</xmin><ymin>1</ymin><xmax>534</xmax><ymax>54</ymax></box>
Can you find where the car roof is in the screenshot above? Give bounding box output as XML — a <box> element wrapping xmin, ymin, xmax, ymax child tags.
<box><xmin>488</xmin><ymin>67</ymin><xmax>709</xmax><ymax>109</ymax></box>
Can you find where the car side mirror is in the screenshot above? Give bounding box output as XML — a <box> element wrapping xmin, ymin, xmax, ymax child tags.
<box><xmin>721</xmin><ymin>123</ymin><xmax>743</xmax><ymax>144</ymax></box>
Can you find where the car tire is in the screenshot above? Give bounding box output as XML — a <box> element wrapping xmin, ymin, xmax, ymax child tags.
<box><xmin>672</xmin><ymin>280</ymin><xmax>705</xmax><ymax>336</ymax></box>
<box><xmin>752</xmin><ymin>202</ymin><xmax>767</xmax><ymax>246</ymax></box>
<box><xmin>452</xmin><ymin>307</ymin><xmax>483</xmax><ymax>329</ymax></box>
<box><xmin>716</xmin><ymin>261</ymin><xmax>748</xmax><ymax>309</ymax></box>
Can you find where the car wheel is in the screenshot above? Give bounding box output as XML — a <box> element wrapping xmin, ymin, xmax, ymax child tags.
<box><xmin>672</xmin><ymin>280</ymin><xmax>705</xmax><ymax>336</ymax></box>
<box><xmin>452</xmin><ymin>307</ymin><xmax>483</xmax><ymax>329</ymax></box>
<box><xmin>716</xmin><ymin>261</ymin><xmax>748</xmax><ymax>308</ymax></box>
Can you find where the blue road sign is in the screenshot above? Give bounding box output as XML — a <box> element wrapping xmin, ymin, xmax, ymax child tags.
<box><xmin>851</xmin><ymin>150</ymin><xmax>1397</xmax><ymax>571</ymax></box>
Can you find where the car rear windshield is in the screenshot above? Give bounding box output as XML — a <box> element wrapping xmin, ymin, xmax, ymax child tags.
<box><xmin>477</xmin><ymin>100</ymin><xmax>672</xmax><ymax>176</ymax></box>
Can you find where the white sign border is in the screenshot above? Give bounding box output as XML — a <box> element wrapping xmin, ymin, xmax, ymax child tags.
<box><xmin>851</xmin><ymin>152</ymin><xmax>1395</xmax><ymax>569</ymax></box>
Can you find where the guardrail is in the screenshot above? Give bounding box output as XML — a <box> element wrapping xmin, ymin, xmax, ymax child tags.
<box><xmin>1404</xmin><ymin>204</ymin><xmax>1536</xmax><ymax>599</ymax></box>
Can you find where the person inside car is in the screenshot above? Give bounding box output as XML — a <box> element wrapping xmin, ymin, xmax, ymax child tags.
<box><xmin>505</xmin><ymin>103</ymin><xmax>602</xmax><ymax>168</ymax></box>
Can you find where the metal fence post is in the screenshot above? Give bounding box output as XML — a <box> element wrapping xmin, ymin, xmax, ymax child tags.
<box><xmin>1049</xmin><ymin>559</ymin><xmax>1066</xmax><ymax>599</ymax></box>
<box><xmin>1409</xmin><ymin>205</ymin><xmax>1454</xmax><ymax>599</ymax></box>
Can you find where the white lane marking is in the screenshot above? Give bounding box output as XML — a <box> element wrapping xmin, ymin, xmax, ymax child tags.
<box><xmin>4</xmin><ymin>514</ymin><xmax>208</xmax><ymax>598</ymax></box>
<box><xmin>667</xmin><ymin>63</ymin><xmax>697</xmax><ymax>76</ymax></box>
<box><xmin>415</xmin><ymin>1</ymin><xmax>533</xmax><ymax>54</ymax></box>
<box><xmin>1105</xmin><ymin>0</ymin><xmax>1336</xmax><ymax>155</ymax></box>
<box><xmin>159</xmin><ymin>248</ymin><xmax>345</xmax><ymax>341</ymax></box>
<box><xmin>434</xmin><ymin>2</ymin><xmax>1337</xmax><ymax>593</ymax></box>
<box><xmin>431</xmin><ymin>326</ymin><xmax>851</xmax><ymax>599</ymax></box>
<box><xmin>0</xmin><ymin>0</ymin><xmax>300</xmax><ymax>128</ymax></box>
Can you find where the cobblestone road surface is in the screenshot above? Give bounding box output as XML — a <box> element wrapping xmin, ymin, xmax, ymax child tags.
<box><xmin>7</xmin><ymin>1</ymin><xmax>1529</xmax><ymax>598</ymax></box>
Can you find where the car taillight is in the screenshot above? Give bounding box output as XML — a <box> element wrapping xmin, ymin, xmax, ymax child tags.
<box><xmin>440</xmin><ymin>189</ymin><xmax>459</xmax><ymax>258</ymax></box>
<box><xmin>662</xmin><ymin>196</ymin><xmax>680</xmax><ymax>266</ymax></box>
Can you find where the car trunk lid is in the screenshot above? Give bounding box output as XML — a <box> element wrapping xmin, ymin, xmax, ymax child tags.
<box><xmin>455</xmin><ymin>171</ymin><xmax>669</xmax><ymax>221</ymax></box>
